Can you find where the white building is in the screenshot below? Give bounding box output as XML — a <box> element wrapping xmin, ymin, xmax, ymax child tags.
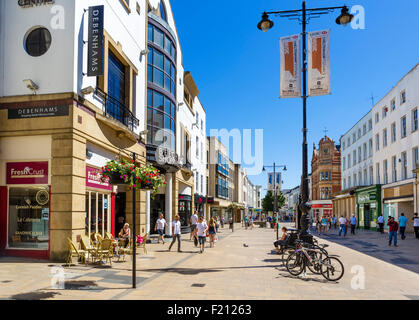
<box><xmin>178</xmin><ymin>71</ymin><xmax>207</xmax><ymax>217</ymax></box>
<box><xmin>372</xmin><ymin>63</ymin><xmax>419</xmax><ymax>228</ymax></box>
<box><xmin>340</xmin><ymin>110</ymin><xmax>374</xmax><ymax>190</ymax></box>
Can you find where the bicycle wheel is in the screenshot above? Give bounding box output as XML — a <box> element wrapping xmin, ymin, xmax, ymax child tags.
<box><xmin>320</xmin><ymin>257</ymin><xmax>344</xmax><ymax>281</ymax></box>
<box><xmin>281</xmin><ymin>249</ymin><xmax>295</xmax><ymax>266</ymax></box>
<box><xmin>306</xmin><ymin>251</ymin><xmax>323</xmax><ymax>275</ymax></box>
<box><xmin>286</xmin><ymin>252</ymin><xmax>305</xmax><ymax>276</ymax></box>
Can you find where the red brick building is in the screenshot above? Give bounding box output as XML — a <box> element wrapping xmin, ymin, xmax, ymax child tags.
<box><xmin>311</xmin><ymin>136</ymin><xmax>341</xmax><ymax>218</ymax></box>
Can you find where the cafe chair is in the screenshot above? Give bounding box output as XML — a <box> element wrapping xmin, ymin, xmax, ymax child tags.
<box><xmin>66</xmin><ymin>237</ymin><xmax>87</xmax><ymax>266</ymax></box>
<box><xmin>90</xmin><ymin>239</ymin><xmax>113</xmax><ymax>265</ymax></box>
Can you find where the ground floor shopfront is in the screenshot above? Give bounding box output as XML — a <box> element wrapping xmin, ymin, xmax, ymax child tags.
<box><xmin>0</xmin><ymin>94</ymin><xmax>147</xmax><ymax>261</ymax></box>
<box><xmin>309</xmin><ymin>200</ymin><xmax>333</xmax><ymax>220</ymax></box>
<box><xmin>382</xmin><ymin>179</ymin><xmax>415</xmax><ymax>233</ymax></box>
<box><xmin>332</xmin><ymin>188</ymin><xmax>357</xmax><ymax>220</ymax></box>
<box><xmin>356</xmin><ymin>185</ymin><xmax>381</xmax><ymax>230</ymax></box>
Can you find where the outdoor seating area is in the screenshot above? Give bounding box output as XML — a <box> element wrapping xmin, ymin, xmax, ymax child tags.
<box><xmin>66</xmin><ymin>233</ymin><xmax>149</xmax><ymax>267</ymax></box>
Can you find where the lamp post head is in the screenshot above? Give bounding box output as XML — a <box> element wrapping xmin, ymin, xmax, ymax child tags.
<box><xmin>257</xmin><ymin>12</ymin><xmax>274</xmax><ymax>32</ymax></box>
<box><xmin>336</xmin><ymin>6</ymin><xmax>354</xmax><ymax>26</ymax></box>
<box><xmin>283</xmin><ymin>166</ymin><xmax>287</xmax><ymax>171</ymax></box>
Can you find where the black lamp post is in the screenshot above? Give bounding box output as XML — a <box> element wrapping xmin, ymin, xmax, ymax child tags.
<box><xmin>257</xmin><ymin>1</ymin><xmax>353</xmax><ymax>234</ymax></box>
<box><xmin>263</xmin><ymin>163</ymin><xmax>286</xmax><ymax>239</ymax></box>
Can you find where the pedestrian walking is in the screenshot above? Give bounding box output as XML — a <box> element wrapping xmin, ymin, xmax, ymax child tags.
<box><xmin>154</xmin><ymin>213</ymin><xmax>168</xmax><ymax>244</ymax></box>
<box><xmin>168</xmin><ymin>215</ymin><xmax>182</xmax><ymax>252</ymax></box>
<box><xmin>412</xmin><ymin>213</ymin><xmax>419</xmax><ymax>239</ymax></box>
<box><xmin>338</xmin><ymin>216</ymin><xmax>347</xmax><ymax>237</ymax></box>
<box><xmin>321</xmin><ymin>216</ymin><xmax>328</xmax><ymax>234</ymax></box>
<box><xmin>244</xmin><ymin>215</ymin><xmax>248</xmax><ymax>230</ymax></box>
<box><xmin>387</xmin><ymin>217</ymin><xmax>399</xmax><ymax>247</ymax></box>
<box><xmin>328</xmin><ymin>216</ymin><xmax>332</xmax><ymax>230</ymax></box>
<box><xmin>398</xmin><ymin>213</ymin><xmax>408</xmax><ymax>240</ymax></box>
<box><xmin>229</xmin><ymin>216</ymin><xmax>234</xmax><ymax>232</ymax></box>
<box><xmin>377</xmin><ymin>214</ymin><xmax>385</xmax><ymax>234</ymax></box>
<box><xmin>316</xmin><ymin>217</ymin><xmax>322</xmax><ymax>235</ymax></box>
<box><xmin>350</xmin><ymin>214</ymin><xmax>357</xmax><ymax>235</ymax></box>
<box><xmin>332</xmin><ymin>215</ymin><xmax>337</xmax><ymax>229</ymax></box>
<box><xmin>189</xmin><ymin>210</ymin><xmax>198</xmax><ymax>243</ymax></box>
<box><xmin>215</xmin><ymin>216</ymin><xmax>220</xmax><ymax>233</ymax></box>
<box><xmin>249</xmin><ymin>217</ymin><xmax>254</xmax><ymax>230</ymax></box>
<box><xmin>221</xmin><ymin>216</ymin><xmax>225</xmax><ymax>228</ymax></box>
<box><xmin>208</xmin><ymin>218</ymin><xmax>217</xmax><ymax>248</ymax></box>
<box><xmin>196</xmin><ymin>216</ymin><xmax>208</xmax><ymax>253</ymax></box>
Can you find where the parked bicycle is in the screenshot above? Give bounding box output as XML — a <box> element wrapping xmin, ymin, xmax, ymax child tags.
<box><xmin>286</xmin><ymin>240</ymin><xmax>344</xmax><ymax>281</ymax></box>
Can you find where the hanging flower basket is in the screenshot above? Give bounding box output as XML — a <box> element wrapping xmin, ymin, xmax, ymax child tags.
<box><xmin>108</xmin><ymin>171</ymin><xmax>126</xmax><ymax>185</ymax></box>
<box><xmin>101</xmin><ymin>158</ymin><xmax>165</xmax><ymax>197</ymax></box>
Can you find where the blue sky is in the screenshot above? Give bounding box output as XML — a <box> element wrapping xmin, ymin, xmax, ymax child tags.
<box><xmin>171</xmin><ymin>0</ymin><xmax>419</xmax><ymax>196</ymax></box>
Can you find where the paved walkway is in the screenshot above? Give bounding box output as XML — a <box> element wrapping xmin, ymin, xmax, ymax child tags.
<box><xmin>1</xmin><ymin>223</ymin><xmax>419</xmax><ymax>300</ymax></box>
<box><xmin>311</xmin><ymin>225</ymin><xmax>419</xmax><ymax>274</ymax></box>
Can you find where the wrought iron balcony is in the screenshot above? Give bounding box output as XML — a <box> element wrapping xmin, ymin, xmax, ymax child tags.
<box><xmin>94</xmin><ymin>87</ymin><xmax>139</xmax><ymax>131</ymax></box>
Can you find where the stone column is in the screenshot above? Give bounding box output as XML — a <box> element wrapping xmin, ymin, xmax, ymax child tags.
<box><xmin>165</xmin><ymin>173</ymin><xmax>173</xmax><ymax>236</ymax></box>
<box><xmin>50</xmin><ymin>133</ymin><xmax>86</xmax><ymax>261</ymax></box>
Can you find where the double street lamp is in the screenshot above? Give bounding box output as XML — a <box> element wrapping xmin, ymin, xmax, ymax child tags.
<box><xmin>263</xmin><ymin>163</ymin><xmax>286</xmax><ymax>239</ymax></box>
<box><xmin>257</xmin><ymin>1</ymin><xmax>354</xmax><ymax>234</ymax></box>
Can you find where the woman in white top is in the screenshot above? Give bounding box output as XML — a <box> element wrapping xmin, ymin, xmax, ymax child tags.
<box><xmin>196</xmin><ymin>216</ymin><xmax>208</xmax><ymax>253</ymax></box>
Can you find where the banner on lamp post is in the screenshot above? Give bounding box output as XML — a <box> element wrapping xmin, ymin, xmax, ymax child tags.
<box><xmin>308</xmin><ymin>30</ymin><xmax>331</xmax><ymax>96</ymax></box>
<box><xmin>279</xmin><ymin>34</ymin><xmax>301</xmax><ymax>98</ymax></box>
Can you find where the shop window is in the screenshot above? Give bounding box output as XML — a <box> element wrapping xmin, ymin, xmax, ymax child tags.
<box><xmin>8</xmin><ymin>187</ymin><xmax>50</xmax><ymax>250</ymax></box>
<box><xmin>85</xmin><ymin>192</ymin><xmax>111</xmax><ymax>238</ymax></box>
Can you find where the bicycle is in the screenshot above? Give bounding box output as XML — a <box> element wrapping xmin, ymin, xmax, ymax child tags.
<box><xmin>286</xmin><ymin>240</ymin><xmax>344</xmax><ymax>281</ymax></box>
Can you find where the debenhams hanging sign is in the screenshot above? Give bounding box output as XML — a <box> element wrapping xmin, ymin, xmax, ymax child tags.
<box><xmin>18</xmin><ymin>0</ymin><xmax>55</xmax><ymax>8</ymax></box>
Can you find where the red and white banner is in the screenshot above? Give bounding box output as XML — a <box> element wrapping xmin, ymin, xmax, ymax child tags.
<box><xmin>308</xmin><ymin>30</ymin><xmax>331</xmax><ymax>96</ymax></box>
<box><xmin>280</xmin><ymin>34</ymin><xmax>301</xmax><ymax>98</ymax></box>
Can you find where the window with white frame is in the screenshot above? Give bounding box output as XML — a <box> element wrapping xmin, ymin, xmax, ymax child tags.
<box><xmin>348</xmin><ymin>176</ymin><xmax>352</xmax><ymax>188</ymax></box>
<box><xmin>368</xmin><ymin>119</ymin><xmax>372</xmax><ymax>131</ymax></box>
<box><xmin>401</xmin><ymin>151</ymin><xmax>407</xmax><ymax>180</ymax></box>
<box><xmin>358</xmin><ymin>146</ymin><xmax>361</xmax><ymax>163</ymax></box>
<box><xmin>401</xmin><ymin>116</ymin><xmax>407</xmax><ymax>138</ymax></box>
<box><xmin>375</xmin><ymin>133</ymin><xmax>380</xmax><ymax>151</ymax></box>
<box><xmin>391</xmin><ymin>122</ymin><xmax>397</xmax><ymax>142</ymax></box>
<box><xmin>353</xmin><ymin>150</ymin><xmax>357</xmax><ymax>166</ymax></box>
<box><xmin>412</xmin><ymin>108</ymin><xmax>418</xmax><ymax>132</ymax></box>
<box><xmin>392</xmin><ymin>156</ymin><xmax>397</xmax><ymax>182</ymax></box>
<box><xmin>376</xmin><ymin>163</ymin><xmax>380</xmax><ymax>184</ymax></box>
<box><xmin>382</xmin><ymin>106</ymin><xmax>388</xmax><ymax>118</ymax></box>
<box><xmin>369</xmin><ymin>166</ymin><xmax>373</xmax><ymax>185</ymax></box>
<box><xmin>375</xmin><ymin>113</ymin><xmax>379</xmax><ymax>123</ymax></box>
<box><xmin>348</xmin><ymin>154</ymin><xmax>351</xmax><ymax>168</ymax></box>
<box><xmin>363</xmin><ymin>143</ymin><xmax>367</xmax><ymax>160</ymax></box>
<box><xmin>400</xmin><ymin>90</ymin><xmax>406</xmax><ymax>104</ymax></box>
<box><xmin>413</xmin><ymin>147</ymin><xmax>419</xmax><ymax>171</ymax></box>
<box><xmin>383</xmin><ymin>159</ymin><xmax>388</xmax><ymax>184</ymax></box>
<box><xmin>363</xmin><ymin>124</ymin><xmax>367</xmax><ymax>135</ymax></box>
<box><xmin>383</xmin><ymin>128</ymin><xmax>388</xmax><ymax>147</ymax></box>
<box><xmin>343</xmin><ymin>157</ymin><xmax>346</xmax><ymax>170</ymax></box>
<box><xmin>391</xmin><ymin>98</ymin><xmax>396</xmax><ymax>111</ymax></box>
<box><xmin>369</xmin><ymin>139</ymin><xmax>373</xmax><ymax>157</ymax></box>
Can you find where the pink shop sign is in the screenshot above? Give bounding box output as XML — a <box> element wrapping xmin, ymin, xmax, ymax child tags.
<box><xmin>6</xmin><ymin>162</ymin><xmax>49</xmax><ymax>185</ymax></box>
<box><xmin>86</xmin><ymin>166</ymin><xmax>112</xmax><ymax>191</ymax></box>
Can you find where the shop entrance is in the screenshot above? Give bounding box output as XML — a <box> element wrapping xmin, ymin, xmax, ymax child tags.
<box><xmin>150</xmin><ymin>194</ymin><xmax>165</xmax><ymax>235</ymax></box>
<box><xmin>114</xmin><ymin>192</ymin><xmax>126</xmax><ymax>236</ymax></box>
<box><xmin>364</xmin><ymin>204</ymin><xmax>371</xmax><ymax>229</ymax></box>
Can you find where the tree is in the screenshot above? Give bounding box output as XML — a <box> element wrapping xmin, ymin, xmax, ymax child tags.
<box><xmin>262</xmin><ymin>190</ymin><xmax>285</xmax><ymax>213</ymax></box>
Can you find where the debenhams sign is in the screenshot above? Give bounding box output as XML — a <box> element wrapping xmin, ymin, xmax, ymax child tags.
<box><xmin>18</xmin><ymin>0</ymin><xmax>55</xmax><ymax>8</ymax></box>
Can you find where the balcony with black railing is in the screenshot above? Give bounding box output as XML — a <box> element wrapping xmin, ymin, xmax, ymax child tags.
<box><xmin>95</xmin><ymin>87</ymin><xmax>139</xmax><ymax>132</ymax></box>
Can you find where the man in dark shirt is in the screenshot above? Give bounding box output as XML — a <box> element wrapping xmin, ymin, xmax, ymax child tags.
<box><xmin>387</xmin><ymin>217</ymin><xmax>399</xmax><ymax>247</ymax></box>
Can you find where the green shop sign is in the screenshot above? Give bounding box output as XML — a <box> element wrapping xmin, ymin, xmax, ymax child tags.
<box><xmin>358</xmin><ymin>193</ymin><xmax>377</xmax><ymax>203</ymax></box>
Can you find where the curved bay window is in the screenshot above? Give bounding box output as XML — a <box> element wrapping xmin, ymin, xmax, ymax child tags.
<box><xmin>147</xmin><ymin>89</ymin><xmax>176</xmax><ymax>150</ymax></box>
<box><xmin>147</xmin><ymin>22</ymin><xmax>177</xmax><ymax>151</ymax></box>
<box><xmin>147</xmin><ymin>45</ymin><xmax>176</xmax><ymax>96</ymax></box>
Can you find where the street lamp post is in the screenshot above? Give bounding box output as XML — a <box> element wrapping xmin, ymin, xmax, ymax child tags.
<box><xmin>263</xmin><ymin>163</ymin><xmax>286</xmax><ymax>239</ymax></box>
<box><xmin>257</xmin><ymin>1</ymin><xmax>353</xmax><ymax>234</ymax></box>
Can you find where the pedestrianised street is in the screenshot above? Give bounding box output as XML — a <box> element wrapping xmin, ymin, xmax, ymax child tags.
<box><xmin>1</xmin><ymin>224</ymin><xmax>418</xmax><ymax>300</ymax></box>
